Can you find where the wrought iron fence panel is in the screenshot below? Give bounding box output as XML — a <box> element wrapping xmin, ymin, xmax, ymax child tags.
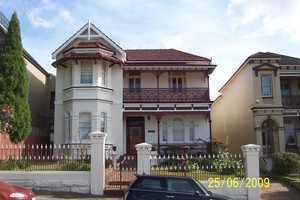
<box><xmin>0</xmin><ymin>144</ymin><xmax>91</xmax><ymax>171</ymax></box>
<box><xmin>105</xmin><ymin>154</ymin><xmax>137</xmax><ymax>190</ymax></box>
<box><xmin>150</xmin><ymin>153</ymin><xmax>244</xmax><ymax>180</ymax></box>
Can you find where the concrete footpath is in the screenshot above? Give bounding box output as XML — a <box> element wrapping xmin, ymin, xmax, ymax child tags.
<box><xmin>34</xmin><ymin>190</ymin><xmax>122</xmax><ymax>200</ymax></box>
<box><xmin>260</xmin><ymin>178</ymin><xmax>300</xmax><ymax>200</ymax></box>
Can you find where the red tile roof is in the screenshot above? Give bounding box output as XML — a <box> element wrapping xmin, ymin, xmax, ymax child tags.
<box><xmin>64</xmin><ymin>41</ymin><xmax>114</xmax><ymax>53</ymax></box>
<box><xmin>52</xmin><ymin>52</ymin><xmax>122</xmax><ymax>66</ymax></box>
<box><xmin>125</xmin><ymin>49</ymin><xmax>211</xmax><ymax>62</ymax></box>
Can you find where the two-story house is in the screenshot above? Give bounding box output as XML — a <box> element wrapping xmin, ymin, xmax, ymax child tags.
<box><xmin>52</xmin><ymin>22</ymin><xmax>216</xmax><ymax>154</ymax></box>
<box><xmin>211</xmin><ymin>52</ymin><xmax>300</xmax><ymax>157</ymax></box>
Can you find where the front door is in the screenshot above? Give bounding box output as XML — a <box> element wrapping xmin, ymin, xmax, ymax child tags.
<box><xmin>126</xmin><ymin>117</ymin><xmax>145</xmax><ymax>154</ymax></box>
<box><xmin>261</xmin><ymin>119</ymin><xmax>279</xmax><ymax>157</ymax></box>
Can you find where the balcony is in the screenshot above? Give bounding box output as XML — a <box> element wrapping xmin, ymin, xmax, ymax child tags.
<box><xmin>281</xmin><ymin>95</ymin><xmax>300</xmax><ymax>108</ymax></box>
<box><xmin>123</xmin><ymin>88</ymin><xmax>209</xmax><ymax>103</ymax></box>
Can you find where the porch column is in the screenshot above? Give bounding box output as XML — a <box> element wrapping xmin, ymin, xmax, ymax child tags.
<box><xmin>136</xmin><ymin>143</ymin><xmax>152</xmax><ymax>175</ymax></box>
<box><xmin>157</xmin><ymin>120</ymin><xmax>160</xmax><ymax>153</ymax></box>
<box><xmin>90</xmin><ymin>131</ymin><xmax>107</xmax><ymax>195</ymax></box>
<box><xmin>241</xmin><ymin>144</ymin><xmax>261</xmax><ymax>200</ymax></box>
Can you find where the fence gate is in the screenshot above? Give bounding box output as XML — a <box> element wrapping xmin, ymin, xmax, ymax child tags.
<box><xmin>104</xmin><ymin>154</ymin><xmax>137</xmax><ymax>195</ymax></box>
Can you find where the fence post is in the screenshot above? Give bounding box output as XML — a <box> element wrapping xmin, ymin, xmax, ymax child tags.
<box><xmin>136</xmin><ymin>143</ymin><xmax>152</xmax><ymax>175</ymax></box>
<box><xmin>241</xmin><ymin>144</ymin><xmax>261</xmax><ymax>200</ymax></box>
<box><xmin>90</xmin><ymin>131</ymin><xmax>107</xmax><ymax>195</ymax></box>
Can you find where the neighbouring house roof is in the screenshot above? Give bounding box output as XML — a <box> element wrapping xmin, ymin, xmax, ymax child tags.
<box><xmin>250</xmin><ymin>52</ymin><xmax>300</xmax><ymax>66</ymax></box>
<box><xmin>0</xmin><ymin>20</ymin><xmax>50</xmax><ymax>77</ymax></box>
<box><xmin>218</xmin><ymin>52</ymin><xmax>300</xmax><ymax>93</ymax></box>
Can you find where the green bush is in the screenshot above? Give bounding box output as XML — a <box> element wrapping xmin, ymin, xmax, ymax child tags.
<box><xmin>272</xmin><ymin>152</ymin><xmax>300</xmax><ymax>176</ymax></box>
<box><xmin>61</xmin><ymin>160</ymin><xmax>90</xmax><ymax>171</ymax></box>
<box><xmin>0</xmin><ymin>159</ymin><xmax>29</xmax><ymax>170</ymax></box>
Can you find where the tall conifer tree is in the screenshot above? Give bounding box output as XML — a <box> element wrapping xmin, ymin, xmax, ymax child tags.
<box><xmin>0</xmin><ymin>12</ymin><xmax>31</xmax><ymax>142</ymax></box>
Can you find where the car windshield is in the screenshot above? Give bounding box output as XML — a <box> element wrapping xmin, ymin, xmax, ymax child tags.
<box><xmin>194</xmin><ymin>179</ymin><xmax>210</xmax><ymax>194</ymax></box>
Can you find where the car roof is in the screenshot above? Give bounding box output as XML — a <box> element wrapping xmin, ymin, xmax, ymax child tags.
<box><xmin>136</xmin><ymin>174</ymin><xmax>194</xmax><ymax>180</ymax></box>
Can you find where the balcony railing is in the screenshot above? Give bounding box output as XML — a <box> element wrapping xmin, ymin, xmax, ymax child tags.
<box><xmin>281</xmin><ymin>95</ymin><xmax>300</xmax><ymax>108</ymax></box>
<box><xmin>123</xmin><ymin>88</ymin><xmax>209</xmax><ymax>103</ymax></box>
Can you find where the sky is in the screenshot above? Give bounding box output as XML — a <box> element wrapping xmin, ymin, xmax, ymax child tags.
<box><xmin>1</xmin><ymin>0</ymin><xmax>300</xmax><ymax>100</ymax></box>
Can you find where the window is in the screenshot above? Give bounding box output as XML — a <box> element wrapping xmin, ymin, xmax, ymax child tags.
<box><xmin>50</xmin><ymin>91</ymin><xmax>55</xmax><ymax>109</ymax></box>
<box><xmin>261</xmin><ymin>74</ymin><xmax>272</xmax><ymax>96</ymax></box>
<box><xmin>81</xmin><ymin>65</ymin><xmax>92</xmax><ymax>84</ymax></box>
<box><xmin>100</xmin><ymin>112</ymin><xmax>107</xmax><ymax>133</ymax></box>
<box><xmin>101</xmin><ymin>65</ymin><xmax>106</xmax><ymax>86</ymax></box>
<box><xmin>162</xmin><ymin>121</ymin><xmax>168</xmax><ymax>142</ymax></box>
<box><xmin>189</xmin><ymin>121</ymin><xmax>195</xmax><ymax>142</ymax></box>
<box><xmin>129</xmin><ymin>78</ymin><xmax>141</xmax><ymax>89</ymax></box>
<box><xmin>169</xmin><ymin>72</ymin><xmax>186</xmax><ymax>90</ymax></box>
<box><xmin>298</xmin><ymin>80</ymin><xmax>300</xmax><ymax>95</ymax></box>
<box><xmin>173</xmin><ymin>118</ymin><xmax>184</xmax><ymax>142</ymax></box>
<box><xmin>68</xmin><ymin>66</ymin><xmax>73</xmax><ymax>86</ymax></box>
<box><xmin>284</xmin><ymin>120</ymin><xmax>296</xmax><ymax>145</ymax></box>
<box><xmin>167</xmin><ymin>179</ymin><xmax>197</xmax><ymax>193</ymax></box>
<box><xmin>79</xmin><ymin>113</ymin><xmax>91</xmax><ymax>139</ymax></box>
<box><xmin>280</xmin><ymin>80</ymin><xmax>290</xmax><ymax>96</ymax></box>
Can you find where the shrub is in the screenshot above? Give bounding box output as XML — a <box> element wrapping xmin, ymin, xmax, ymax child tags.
<box><xmin>61</xmin><ymin>160</ymin><xmax>90</xmax><ymax>171</ymax></box>
<box><xmin>272</xmin><ymin>152</ymin><xmax>300</xmax><ymax>176</ymax></box>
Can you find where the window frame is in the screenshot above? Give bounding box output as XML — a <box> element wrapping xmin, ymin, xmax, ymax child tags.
<box><xmin>173</xmin><ymin>118</ymin><xmax>184</xmax><ymax>142</ymax></box>
<box><xmin>79</xmin><ymin>113</ymin><xmax>92</xmax><ymax>140</ymax></box>
<box><xmin>261</xmin><ymin>74</ymin><xmax>273</xmax><ymax>97</ymax></box>
<box><xmin>80</xmin><ymin>65</ymin><xmax>93</xmax><ymax>85</ymax></box>
<box><xmin>100</xmin><ymin>112</ymin><xmax>107</xmax><ymax>133</ymax></box>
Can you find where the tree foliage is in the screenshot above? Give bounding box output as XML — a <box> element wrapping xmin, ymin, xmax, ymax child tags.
<box><xmin>0</xmin><ymin>12</ymin><xmax>31</xmax><ymax>142</ymax></box>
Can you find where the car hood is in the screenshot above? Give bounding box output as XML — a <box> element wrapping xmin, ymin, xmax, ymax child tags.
<box><xmin>0</xmin><ymin>182</ymin><xmax>35</xmax><ymax>196</ymax></box>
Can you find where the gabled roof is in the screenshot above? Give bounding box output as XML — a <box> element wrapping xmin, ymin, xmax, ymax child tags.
<box><xmin>125</xmin><ymin>49</ymin><xmax>210</xmax><ymax>62</ymax></box>
<box><xmin>52</xmin><ymin>22</ymin><xmax>125</xmax><ymax>61</ymax></box>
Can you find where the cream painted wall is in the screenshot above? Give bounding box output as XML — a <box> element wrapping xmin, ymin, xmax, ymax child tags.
<box><xmin>54</xmin><ymin>66</ymin><xmax>67</xmax><ymax>144</ymax></box>
<box><xmin>211</xmin><ymin>63</ymin><xmax>255</xmax><ymax>153</ymax></box>
<box><xmin>25</xmin><ymin>59</ymin><xmax>55</xmax><ymax>137</ymax></box>
<box><xmin>109</xmin><ymin>65</ymin><xmax>123</xmax><ymax>154</ymax></box>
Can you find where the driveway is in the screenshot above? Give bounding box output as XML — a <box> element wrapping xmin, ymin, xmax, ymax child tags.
<box><xmin>260</xmin><ymin>178</ymin><xmax>300</xmax><ymax>200</ymax></box>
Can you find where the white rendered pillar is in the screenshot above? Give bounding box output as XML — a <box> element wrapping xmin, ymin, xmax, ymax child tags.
<box><xmin>136</xmin><ymin>143</ymin><xmax>152</xmax><ymax>175</ymax></box>
<box><xmin>90</xmin><ymin>132</ymin><xmax>107</xmax><ymax>195</ymax></box>
<box><xmin>241</xmin><ymin>144</ymin><xmax>261</xmax><ymax>200</ymax></box>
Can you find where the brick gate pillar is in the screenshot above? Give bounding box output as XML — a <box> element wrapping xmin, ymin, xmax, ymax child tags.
<box><xmin>90</xmin><ymin>132</ymin><xmax>107</xmax><ymax>195</ymax></box>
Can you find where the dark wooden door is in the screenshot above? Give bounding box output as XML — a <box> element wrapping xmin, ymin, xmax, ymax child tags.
<box><xmin>126</xmin><ymin>117</ymin><xmax>145</xmax><ymax>154</ymax></box>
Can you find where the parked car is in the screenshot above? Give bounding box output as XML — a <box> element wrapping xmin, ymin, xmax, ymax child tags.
<box><xmin>0</xmin><ymin>180</ymin><xmax>36</xmax><ymax>200</ymax></box>
<box><xmin>124</xmin><ymin>175</ymin><xmax>232</xmax><ymax>200</ymax></box>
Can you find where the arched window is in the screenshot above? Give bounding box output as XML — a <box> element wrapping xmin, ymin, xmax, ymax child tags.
<box><xmin>189</xmin><ymin>121</ymin><xmax>195</xmax><ymax>142</ymax></box>
<box><xmin>79</xmin><ymin>113</ymin><xmax>91</xmax><ymax>139</ymax></box>
<box><xmin>162</xmin><ymin>121</ymin><xmax>168</xmax><ymax>142</ymax></box>
<box><xmin>173</xmin><ymin>118</ymin><xmax>184</xmax><ymax>142</ymax></box>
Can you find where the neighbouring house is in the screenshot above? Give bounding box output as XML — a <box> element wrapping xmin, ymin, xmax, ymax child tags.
<box><xmin>51</xmin><ymin>22</ymin><xmax>216</xmax><ymax>154</ymax></box>
<box><xmin>0</xmin><ymin>11</ymin><xmax>55</xmax><ymax>146</ymax></box>
<box><xmin>211</xmin><ymin>52</ymin><xmax>300</xmax><ymax>156</ymax></box>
